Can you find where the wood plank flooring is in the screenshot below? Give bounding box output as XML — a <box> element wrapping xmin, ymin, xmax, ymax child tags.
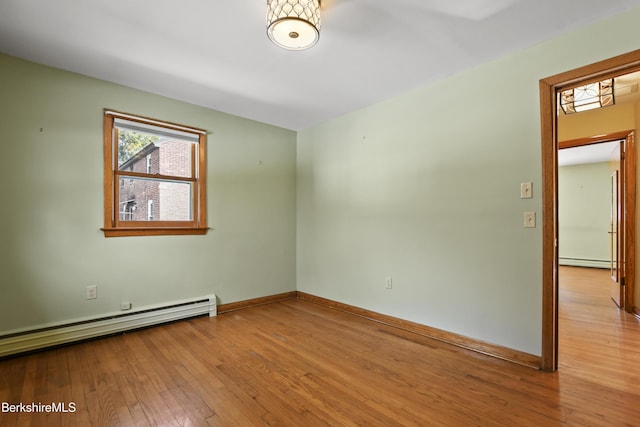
<box><xmin>1</xmin><ymin>266</ymin><xmax>639</xmax><ymax>426</ymax></box>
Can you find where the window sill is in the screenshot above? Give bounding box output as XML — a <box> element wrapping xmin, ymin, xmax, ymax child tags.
<box><xmin>101</xmin><ymin>227</ymin><xmax>210</xmax><ymax>237</ymax></box>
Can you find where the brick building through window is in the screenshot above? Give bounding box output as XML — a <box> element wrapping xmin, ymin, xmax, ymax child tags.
<box><xmin>118</xmin><ymin>138</ymin><xmax>193</xmax><ymax>222</ymax></box>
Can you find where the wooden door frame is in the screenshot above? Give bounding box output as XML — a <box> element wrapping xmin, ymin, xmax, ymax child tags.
<box><xmin>540</xmin><ymin>49</ymin><xmax>640</xmax><ymax>372</ymax></box>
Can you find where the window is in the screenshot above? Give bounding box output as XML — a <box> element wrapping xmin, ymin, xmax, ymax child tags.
<box><xmin>102</xmin><ymin>110</ymin><xmax>208</xmax><ymax>237</ymax></box>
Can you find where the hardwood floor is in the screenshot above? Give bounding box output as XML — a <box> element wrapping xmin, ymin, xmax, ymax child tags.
<box><xmin>1</xmin><ymin>266</ymin><xmax>639</xmax><ymax>426</ymax></box>
<box><xmin>557</xmin><ymin>266</ymin><xmax>640</xmax><ymax>413</ymax></box>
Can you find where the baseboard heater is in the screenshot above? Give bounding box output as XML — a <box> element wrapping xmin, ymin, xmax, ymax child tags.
<box><xmin>559</xmin><ymin>257</ymin><xmax>609</xmax><ymax>269</ymax></box>
<box><xmin>0</xmin><ymin>295</ymin><xmax>217</xmax><ymax>358</ymax></box>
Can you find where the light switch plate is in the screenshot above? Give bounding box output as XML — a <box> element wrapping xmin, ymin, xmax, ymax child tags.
<box><xmin>524</xmin><ymin>212</ymin><xmax>536</xmax><ymax>228</ymax></box>
<box><xmin>521</xmin><ymin>182</ymin><xmax>533</xmax><ymax>199</ymax></box>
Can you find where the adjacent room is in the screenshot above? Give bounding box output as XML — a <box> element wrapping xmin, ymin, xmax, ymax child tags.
<box><xmin>1</xmin><ymin>0</ymin><xmax>640</xmax><ymax>425</ymax></box>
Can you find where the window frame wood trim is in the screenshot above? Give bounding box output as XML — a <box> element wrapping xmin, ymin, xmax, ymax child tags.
<box><xmin>102</xmin><ymin>110</ymin><xmax>209</xmax><ymax>237</ymax></box>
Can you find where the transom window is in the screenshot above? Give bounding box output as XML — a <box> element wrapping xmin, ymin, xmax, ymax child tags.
<box><xmin>102</xmin><ymin>110</ymin><xmax>208</xmax><ymax>237</ymax></box>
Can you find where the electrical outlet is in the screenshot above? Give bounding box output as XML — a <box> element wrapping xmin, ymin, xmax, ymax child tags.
<box><xmin>121</xmin><ymin>301</ymin><xmax>132</xmax><ymax>311</ymax></box>
<box><xmin>86</xmin><ymin>285</ymin><xmax>97</xmax><ymax>300</ymax></box>
<box><xmin>385</xmin><ymin>276</ymin><xmax>393</xmax><ymax>289</ymax></box>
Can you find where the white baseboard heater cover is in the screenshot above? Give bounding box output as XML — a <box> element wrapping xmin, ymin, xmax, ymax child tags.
<box><xmin>0</xmin><ymin>294</ymin><xmax>217</xmax><ymax>358</ymax></box>
<box><xmin>559</xmin><ymin>257</ymin><xmax>609</xmax><ymax>269</ymax></box>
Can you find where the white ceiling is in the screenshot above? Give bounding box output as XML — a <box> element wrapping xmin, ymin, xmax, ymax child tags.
<box><xmin>558</xmin><ymin>141</ymin><xmax>621</xmax><ymax>167</ymax></box>
<box><xmin>1</xmin><ymin>0</ymin><xmax>640</xmax><ymax>130</ymax></box>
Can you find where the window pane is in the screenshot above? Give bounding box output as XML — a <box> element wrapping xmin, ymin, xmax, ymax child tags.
<box><xmin>156</xmin><ymin>139</ymin><xmax>193</xmax><ymax>178</ymax></box>
<box><xmin>117</xmin><ymin>132</ymin><xmax>194</xmax><ymax>178</ymax></box>
<box><xmin>118</xmin><ymin>177</ymin><xmax>193</xmax><ymax>221</ymax></box>
<box><xmin>117</xmin><ymin>129</ymin><xmax>158</xmax><ymax>169</ymax></box>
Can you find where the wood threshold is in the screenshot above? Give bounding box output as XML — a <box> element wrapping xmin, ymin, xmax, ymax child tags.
<box><xmin>296</xmin><ymin>292</ymin><xmax>541</xmax><ymax>369</ymax></box>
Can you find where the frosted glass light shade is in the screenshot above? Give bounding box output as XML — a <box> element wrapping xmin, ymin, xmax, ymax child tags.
<box><xmin>267</xmin><ymin>0</ymin><xmax>321</xmax><ymax>50</ymax></box>
<box><xmin>560</xmin><ymin>79</ymin><xmax>615</xmax><ymax>114</ymax></box>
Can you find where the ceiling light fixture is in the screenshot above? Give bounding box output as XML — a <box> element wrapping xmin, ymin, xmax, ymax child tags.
<box><xmin>560</xmin><ymin>79</ymin><xmax>614</xmax><ymax>114</ymax></box>
<box><xmin>267</xmin><ymin>0</ymin><xmax>321</xmax><ymax>51</ymax></box>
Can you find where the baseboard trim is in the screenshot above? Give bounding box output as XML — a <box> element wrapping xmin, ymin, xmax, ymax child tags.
<box><xmin>217</xmin><ymin>291</ymin><xmax>298</xmax><ymax>314</ymax></box>
<box><xmin>6</xmin><ymin>289</ymin><xmax>542</xmax><ymax>369</ymax></box>
<box><xmin>296</xmin><ymin>292</ymin><xmax>542</xmax><ymax>370</ymax></box>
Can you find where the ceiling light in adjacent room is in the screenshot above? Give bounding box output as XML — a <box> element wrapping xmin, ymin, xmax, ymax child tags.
<box><xmin>267</xmin><ymin>0</ymin><xmax>321</xmax><ymax>50</ymax></box>
<box><xmin>560</xmin><ymin>79</ymin><xmax>614</xmax><ymax>114</ymax></box>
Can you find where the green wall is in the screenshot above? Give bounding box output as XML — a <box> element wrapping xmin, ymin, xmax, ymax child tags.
<box><xmin>296</xmin><ymin>8</ymin><xmax>640</xmax><ymax>356</ymax></box>
<box><xmin>0</xmin><ymin>54</ymin><xmax>297</xmax><ymax>332</ymax></box>
<box><xmin>558</xmin><ymin>162</ymin><xmax>612</xmax><ymax>268</ymax></box>
<box><xmin>3</xmin><ymin>6</ymin><xmax>640</xmax><ymax>355</ymax></box>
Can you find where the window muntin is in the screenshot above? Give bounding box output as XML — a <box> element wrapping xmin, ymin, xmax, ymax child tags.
<box><xmin>103</xmin><ymin>110</ymin><xmax>208</xmax><ymax>237</ymax></box>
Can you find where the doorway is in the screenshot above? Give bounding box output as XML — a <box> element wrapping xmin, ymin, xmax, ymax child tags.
<box><xmin>540</xmin><ymin>49</ymin><xmax>640</xmax><ymax>372</ymax></box>
<box><xmin>558</xmin><ymin>139</ymin><xmax>620</xmax><ymax>271</ymax></box>
<box><xmin>558</xmin><ymin>135</ymin><xmax>634</xmax><ymax>309</ymax></box>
